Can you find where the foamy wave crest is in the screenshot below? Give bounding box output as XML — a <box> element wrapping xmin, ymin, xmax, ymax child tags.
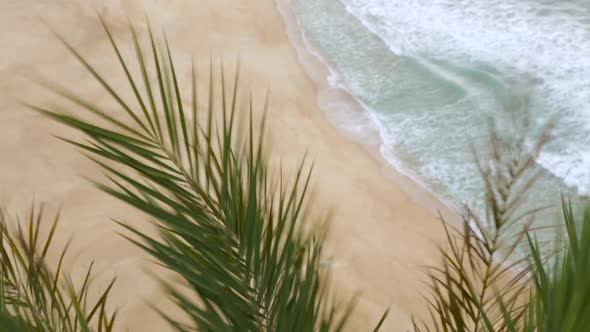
<box><xmin>341</xmin><ymin>0</ymin><xmax>590</xmax><ymax>195</ymax></box>
<box><xmin>538</xmin><ymin>151</ymin><xmax>590</xmax><ymax>196</ymax></box>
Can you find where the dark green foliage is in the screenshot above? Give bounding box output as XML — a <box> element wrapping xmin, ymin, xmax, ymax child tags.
<box><xmin>493</xmin><ymin>198</ymin><xmax>590</xmax><ymax>332</ymax></box>
<box><xmin>529</xmin><ymin>199</ymin><xmax>590</xmax><ymax>331</ymax></box>
<box><xmin>412</xmin><ymin>121</ymin><xmax>547</xmax><ymax>332</ymax></box>
<box><xmin>35</xmin><ymin>17</ymin><xmax>353</xmax><ymax>331</ymax></box>
<box><xmin>0</xmin><ymin>206</ymin><xmax>116</xmax><ymax>332</ymax></box>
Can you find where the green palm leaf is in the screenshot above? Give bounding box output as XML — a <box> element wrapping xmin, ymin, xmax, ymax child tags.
<box><xmin>0</xmin><ymin>206</ymin><xmax>116</xmax><ymax>332</ymax></box>
<box><xmin>413</xmin><ymin>120</ymin><xmax>552</xmax><ymax>332</ymax></box>
<box><xmin>37</xmin><ymin>17</ymin><xmax>353</xmax><ymax>331</ymax></box>
<box><xmin>497</xmin><ymin>198</ymin><xmax>590</xmax><ymax>332</ymax></box>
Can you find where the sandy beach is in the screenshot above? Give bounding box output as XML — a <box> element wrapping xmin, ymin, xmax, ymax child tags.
<box><xmin>0</xmin><ymin>0</ymin><xmax>454</xmax><ymax>330</ymax></box>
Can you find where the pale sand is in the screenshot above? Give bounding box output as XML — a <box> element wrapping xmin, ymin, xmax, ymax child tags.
<box><xmin>0</xmin><ymin>1</ymin><xmax>455</xmax><ymax>330</ymax></box>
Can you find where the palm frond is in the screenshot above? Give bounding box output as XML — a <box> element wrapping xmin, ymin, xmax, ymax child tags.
<box><xmin>36</xmin><ymin>17</ymin><xmax>352</xmax><ymax>331</ymax></box>
<box><xmin>0</xmin><ymin>205</ymin><xmax>116</xmax><ymax>332</ymax></box>
<box><xmin>494</xmin><ymin>198</ymin><xmax>590</xmax><ymax>332</ymax></box>
<box><xmin>413</xmin><ymin>118</ymin><xmax>552</xmax><ymax>332</ymax></box>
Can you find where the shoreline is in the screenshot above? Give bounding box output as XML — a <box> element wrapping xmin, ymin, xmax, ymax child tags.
<box><xmin>273</xmin><ymin>0</ymin><xmax>543</xmax><ymax>285</ymax></box>
<box><xmin>274</xmin><ymin>0</ymin><xmax>460</xmax><ymax>222</ymax></box>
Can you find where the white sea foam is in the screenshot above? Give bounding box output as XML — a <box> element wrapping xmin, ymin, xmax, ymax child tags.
<box><xmin>280</xmin><ymin>0</ymin><xmax>587</xmax><ymax>236</ymax></box>
<box><xmin>341</xmin><ymin>0</ymin><xmax>590</xmax><ymax>196</ymax></box>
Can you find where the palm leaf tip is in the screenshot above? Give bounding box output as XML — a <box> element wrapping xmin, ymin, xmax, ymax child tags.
<box><xmin>413</xmin><ymin>119</ymin><xmax>554</xmax><ymax>332</ymax></box>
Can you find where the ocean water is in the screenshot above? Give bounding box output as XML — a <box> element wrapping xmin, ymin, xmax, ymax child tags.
<box><xmin>280</xmin><ymin>0</ymin><xmax>589</xmax><ymax>232</ymax></box>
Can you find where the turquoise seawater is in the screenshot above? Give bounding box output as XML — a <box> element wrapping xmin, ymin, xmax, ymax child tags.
<box><xmin>281</xmin><ymin>0</ymin><xmax>589</xmax><ymax>230</ymax></box>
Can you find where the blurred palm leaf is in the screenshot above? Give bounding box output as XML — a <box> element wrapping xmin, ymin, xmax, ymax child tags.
<box><xmin>413</xmin><ymin>120</ymin><xmax>553</xmax><ymax>332</ymax></box>
<box><xmin>0</xmin><ymin>205</ymin><xmax>116</xmax><ymax>332</ymax></box>
<box><xmin>492</xmin><ymin>198</ymin><xmax>590</xmax><ymax>332</ymax></box>
<box><xmin>531</xmin><ymin>198</ymin><xmax>590</xmax><ymax>331</ymax></box>
<box><xmin>35</xmin><ymin>17</ymin><xmax>353</xmax><ymax>331</ymax></box>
